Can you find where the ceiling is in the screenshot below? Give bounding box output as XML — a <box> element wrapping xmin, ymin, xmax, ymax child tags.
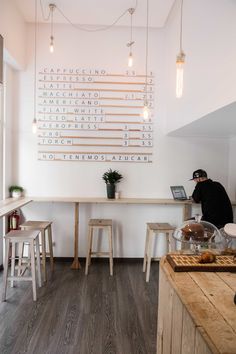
<box><xmin>13</xmin><ymin>0</ymin><xmax>175</xmax><ymax>28</ymax></box>
<box><xmin>169</xmin><ymin>102</ymin><xmax>236</xmax><ymax>138</ymax></box>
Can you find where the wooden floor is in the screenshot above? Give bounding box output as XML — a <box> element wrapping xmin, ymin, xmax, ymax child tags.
<box><xmin>0</xmin><ymin>260</ymin><xmax>159</xmax><ymax>354</ymax></box>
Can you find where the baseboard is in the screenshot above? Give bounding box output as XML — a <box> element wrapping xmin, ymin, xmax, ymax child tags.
<box><xmin>54</xmin><ymin>257</ymin><xmax>143</xmax><ymax>263</ymax></box>
<box><xmin>0</xmin><ymin>258</ymin><xmax>144</xmax><ymax>271</ymax></box>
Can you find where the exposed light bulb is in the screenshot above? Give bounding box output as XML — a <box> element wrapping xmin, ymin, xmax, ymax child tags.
<box><xmin>127</xmin><ymin>8</ymin><xmax>135</xmax><ymax>68</ymax></box>
<box><xmin>32</xmin><ymin>118</ymin><xmax>37</xmax><ymax>134</ymax></box>
<box><xmin>128</xmin><ymin>52</ymin><xmax>133</xmax><ymax>67</ymax></box>
<box><xmin>49</xmin><ymin>4</ymin><xmax>56</xmax><ymax>53</ymax></box>
<box><xmin>50</xmin><ymin>36</ymin><xmax>54</xmax><ymax>53</ymax></box>
<box><xmin>176</xmin><ymin>52</ymin><xmax>185</xmax><ymax>98</ymax></box>
<box><xmin>143</xmin><ymin>103</ymin><xmax>149</xmax><ymax>121</ymax></box>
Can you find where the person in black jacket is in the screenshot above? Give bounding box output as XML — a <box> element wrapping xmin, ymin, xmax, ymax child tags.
<box><xmin>190</xmin><ymin>169</ymin><xmax>233</xmax><ymax>229</ymax></box>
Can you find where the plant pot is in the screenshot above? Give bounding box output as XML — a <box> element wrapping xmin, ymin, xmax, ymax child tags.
<box><xmin>11</xmin><ymin>190</ymin><xmax>22</xmax><ymax>198</ymax></box>
<box><xmin>106</xmin><ymin>184</ymin><xmax>115</xmax><ymax>199</ymax></box>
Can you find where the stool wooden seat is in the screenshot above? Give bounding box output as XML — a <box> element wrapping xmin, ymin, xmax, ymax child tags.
<box><xmin>85</xmin><ymin>219</ymin><xmax>113</xmax><ymax>276</ymax></box>
<box><xmin>143</xmin><ymin>222</ymin><xmax>175</xmax><ymax>282</ymax></box>
<box><xmin>20</xmin><ymin>221</ymin><xmax>53</xmax><ymax>282</ymax></box>
<box><xmin>2</xmin><ymin>230</ymin><xmax>42</xmax><ymax>302</ymax></box>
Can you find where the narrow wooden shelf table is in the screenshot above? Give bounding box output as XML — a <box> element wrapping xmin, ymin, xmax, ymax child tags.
<box><xmin>29</xmin><ymin>198</ymin><xmax>236</xmax><ymax>270</ymax></box>
<box><xmin>32</xmin><ymin>197</ymin><xmax>193</xmax><ymax>269</ymax></box>
<box><xmin>0</xmin><ymin>197</ymin><xmax>32</xmax><ymax>217</ymax></box>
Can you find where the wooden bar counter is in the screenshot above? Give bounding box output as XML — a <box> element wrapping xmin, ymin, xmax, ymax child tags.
<box><xmin>32</xmin><ymin>197</ymin><xmax>193</xmax><ymax>269</ymax></box>
<box><xmin>157</xmin><ymin>257</ymin><xmax>236</xmax><ymax>354</ymax></box>
<box><xmin>0</xmin><ymin>197</ymin><xmax>32</xmax><ymax>217</ymax></box>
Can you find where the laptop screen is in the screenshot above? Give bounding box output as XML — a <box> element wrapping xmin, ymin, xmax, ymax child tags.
<box><xmin>170</xmin><ymin>186</ymin><xmax>188</xmax><ymax>200</ymax></box>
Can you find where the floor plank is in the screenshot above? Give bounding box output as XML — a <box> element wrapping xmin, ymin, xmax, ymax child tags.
<box><xmin>0</xmin><ymin>260</ymin><xmax>159</xmax><ymax>354</ymax></box>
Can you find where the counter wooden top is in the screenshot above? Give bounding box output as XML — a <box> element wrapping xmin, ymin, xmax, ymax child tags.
<box><xmin>0</xmin><ymin>197</ymin><xmax>32</xmax><ymax>217</ymax></box>
<box><xmin>28</xmin><ymin>197</ymin><xmax>236</xmax><ymax>206</ymax></box>
<box><xmin>160</xmin><ymin>257</ymin><xmax>236</xmax><ymax>354</ymax></box>
<box><xmin>30</xmin><ymin>197</ymin><xmax>193</xmax><ymax>204</ymax></box>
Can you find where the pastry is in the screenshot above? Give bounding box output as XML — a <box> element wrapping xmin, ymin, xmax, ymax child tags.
<box><xmin>181</xmin><ymin>223</ymin><xmax>205</xmax><ymax>241</ymax></box>
<box><xmin>198</xmin><ymin>251</ymin><xmax>216</xmax><ymax>263</ymax></box>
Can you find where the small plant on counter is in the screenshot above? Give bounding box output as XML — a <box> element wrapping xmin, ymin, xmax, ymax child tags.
<box><xmin>102</xmin><ymin>168</ymin><xmax>123</xmax><ymax>185</ymax></box>
<box><xmin>102</xmin><ymin>169</ymin><xmax>123</xmax><ymax>199</ymax></box>
<box><xmin>9</xmin><ymin>185</ymin><xmax>24</xmax><ymax>198</ymax></box>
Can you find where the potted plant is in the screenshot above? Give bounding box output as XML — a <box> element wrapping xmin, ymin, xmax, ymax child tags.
<box><xmin>102</xmin><ymin>168</ymin><xmax>123</xmax><ymax>199</ymax></box>
<box><xmin>9</xmin><ymin>185</ymin><xmax>24</xmax><ymax>198</ymax></box>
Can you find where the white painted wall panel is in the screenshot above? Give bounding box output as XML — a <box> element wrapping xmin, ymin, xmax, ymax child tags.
<box><xmin>14</xmin><ymin>23</ymin><xmax>230</xmax><ymax>256</ymax></box>
<box><xmin>164</xmin><ymin>0</ymin><xmax>236</xmax><ymax>133</ymax></box>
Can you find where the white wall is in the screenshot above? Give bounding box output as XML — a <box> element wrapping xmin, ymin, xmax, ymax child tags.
<box><xmin>0</xmin><ymin>78</ymin><xmax>3</xmax><ymax>265</ymax></box>
<box><xmin>0</xmin><ymin>0</ymin><xmax>26</xmax><ymax>264</ymax></box>
<box><xmin>164</xmin><ymin>0</ymin><xmax>236</xmax><ymax>133</ymax></box>
<box><xmin>4</xmin><ymin>64</ymin><xmax>17</xmax><ymax>196</ymax></box>
<box><xmin>11</xmin><ymin>23</ymin><xmax>231</xmax><ymax>257</ymax></box>
<box><xmin>228</xmin><ymin>136</ymin><xmax>236</xmax><ymax>200</ymax></box>
<box><xmin>16</xmin><ymin>24</ymin><xmax>230</xmax><ymax>199</ymax></box>
<box><xmin>0</xmin><ymin>0</ymin><xmax>26</xmax><ymax>69</ymax></box>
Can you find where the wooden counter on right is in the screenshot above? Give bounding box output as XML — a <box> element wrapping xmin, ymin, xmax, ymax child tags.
<box><xmin>157</xmin><ymin>257</ymin><xmax>236</xmax><ymax>354</ymax></box>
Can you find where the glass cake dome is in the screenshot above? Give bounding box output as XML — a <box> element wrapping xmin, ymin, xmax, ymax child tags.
<box><xmin>173</xmin><ymin>219</ymin><xmax>224</xmax><ymax>253</ymax></box>
<box><xmin>219</xmin><ymin>224</ymin><xmax>236</xmax><ymax>252</ymax></box>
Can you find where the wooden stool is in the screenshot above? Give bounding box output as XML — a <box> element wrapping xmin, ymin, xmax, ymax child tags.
<box><xmin>20</xmin><ymin>221</ymin><xmax>54</xmax><ymax>282</ymax></box>
<box><xmin>143</xmin><ymin>223</ymin><xmax>175</xmax><ymax>282</ymax></box>
<box><xmin>2</xmin><ymin>230</ymin><xmax>42</xmax><ymax>302</ymax></box>
<box><xmin>85</xmin><ymin>219</ymin><xmax>113</xmax><ymax>276</ymax></box>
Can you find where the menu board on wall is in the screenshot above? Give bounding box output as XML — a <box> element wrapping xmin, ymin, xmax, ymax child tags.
<box><xmin>37</xmin><ymin>68</ymin><xmax>155</xmax><ymax>163</ymax></box>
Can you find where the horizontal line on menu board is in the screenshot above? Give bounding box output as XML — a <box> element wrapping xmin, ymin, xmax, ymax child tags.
<box><xmin>39</xmin><ymin>80</ymin><xmax>153</xmax><ymax>86</ymax></box>
<box><xmin>39</xmin><ymin>72</ymin><xmax>153</xmax><ymax>78</ymax></box>
<box><xmin>38</xmin><ymin>112</ymin><xmax>141</xmax><ymax>116</ymax></box>
<box><xmin>38</xmin><ymin>159</ymin><xmax>152</xmax><ymax>163</ymax></box>
<box><xmin>39</xmin><ymin>88</ymin><xmax>153</xmax><ymax>93</ymax></box>
<box><xmin>37</xmin><ymin>128</ymin><xmax>142</xmax><ymax>132</ymax></box>
<box><xmin>38</xmin><ymin>150</ymin><xmax>152</xmax><ymax>155</ymax></box>
<box><xmin>38</xmin><ymin>143</ymin><xmax>149</xmax><ymax>148</ymax></box>
<box><xmin>101</xmin><ymin>104</ymin><xmax>144</xmax><ymax>108</ymax></box>
<box><xmin>38</xmin><ymin>104</ymin><xmax>145</xmax><ymax>109</ymax></box>
<box><xmin>38</xmin><ymin>96</ymin><xmax>152</xmax><ymax>101</ymax></box>
<box><xmin>38</xmin><ymin>136</ymin><xmax>149</xmax><ymax>140</ymax></box>
<box><xmin>37</xmin><ymin>120</ymin><xmax>149</xmax><ymax>124</ymax></box>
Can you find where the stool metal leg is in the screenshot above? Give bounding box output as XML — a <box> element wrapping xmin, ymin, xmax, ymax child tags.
<box><xmin>35</xmin><ymin>236</ymin><xmax>42</xmax><ymax>288</ymax></box>
<box><xmin>10</xmin><ymin>241</ymin><xmax>16</xmax><ymax>288</ymax></box>
<box><xmin>2</xmin><ymin>239</ymin><xmax>10</xmax><ymax>302</ymax></box>
<box><xmin>41</xmin><ymin>230</ymin><xmax>47</xmax><ymax>282</ymax></box>
<box><xmin>85</xmin><ymin>226</ymin><xmax>93</xmax><ymax>275</ymax></box>
<box><xmin>146</xmin><ymin>230</ymin><xmax>154</xmax><ymax>282</ymax></box>
<box><xmin>143</xmin><ymin>226</ymin><xmax>150</xmax><ymax>272</ymax></box>
<box><xmin>17</xmin><ymin>242</ymin><xmax>24</xmax><ymax>276</ymax></box>
<box><xmin>48</xmin><ymin>226</ymin><xmax>54</xmax><ymax>272</ymax></box>
<box><xmin>89</xmin><ymin>231</ymin><xmax>93</xmax><ymax>266</ymax></box>
<box><xmin>108</xmin><ymin>226</ymin><xmax>113</xmax><ymax>276</ymax></box>
<box><xmin>29</xmin><ymin>240</ymin><xmax>37</xmax><ymax>301</ymax></box>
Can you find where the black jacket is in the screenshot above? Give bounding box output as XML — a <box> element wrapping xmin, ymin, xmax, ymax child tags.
<box><xmin>192</xmin><ymin>179</ymin><xmax>233</xmax><ymax>228</ymax></box>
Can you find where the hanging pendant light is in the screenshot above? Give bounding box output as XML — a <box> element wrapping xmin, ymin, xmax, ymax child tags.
<box><xmin>127</xmin><ymin>8</ymin><xmax>135</xmax><ymax>67</ymax></box>
<box><xmin>142</xmin><ymin>0</ymin><xmax>149</xmax><ymax>121</ymax></box>
<box><xmin>176</xmin><ymin>0</ymin><xmax>185</xmax><ymax>98</ymax></box>
<box><xmin>32</xmin><ymin>0</ymin><xmax>38</xmax><ymax>134</ymax></box>
<box><xmin>49</xmin><ymin>4</ymin><xmax>56</xmax><ymax>53</ymax></box>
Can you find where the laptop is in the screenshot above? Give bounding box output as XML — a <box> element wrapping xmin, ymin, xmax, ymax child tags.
<box><xmin>170</xmin><ymin>186</ymin><xmax>188</xmax><ymax>201</ymax></box>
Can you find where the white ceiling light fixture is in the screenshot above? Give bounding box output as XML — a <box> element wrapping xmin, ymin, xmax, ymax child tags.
<box><xmin>32</xmin><ymin>0</ymin><xmax>38</xmax><ymax>134</ymax></box>
<box><xmin>127</xmin><ymin>7</ymin><xmax>135</xmax><ymax>67</ymax></box>
<box><xmin>142</xmin><ymin>0</ymin><xmax>150</xmax><ymax>121</ymax></box>
<box><xmin>176</xmin><ymin>0</ymin><xmax>185</xmax><ymax>98</ymax></box>
<box><xmin>49</xmin><ymin>3</ymin><xmax>56</xmax><ymax>53</ymax></box>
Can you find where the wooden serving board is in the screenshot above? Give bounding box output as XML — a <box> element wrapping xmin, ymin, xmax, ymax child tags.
<box><xmin>166</xmin><ymin>253</ymin><xmax>236</xmax><ymax>272</ymax></box>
